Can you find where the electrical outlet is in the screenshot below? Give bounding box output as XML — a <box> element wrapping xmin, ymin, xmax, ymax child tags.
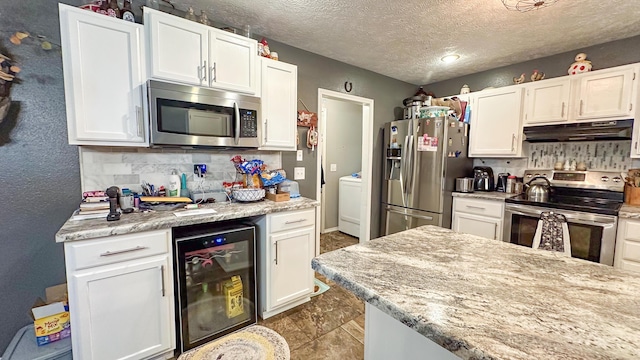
<box><xmin>294</xmin><ymin>167</ymin><xmax>305</xmax><ymax>180</ymax></box>
<box><xmin>194</xmin><ymin>164</ymin><xmax>207</xmax><ymax>178</ymax></box>
<box><xmin>330</xmin><ymin>163</ymin><xmax>337</xmax><ymax>172</ymax></box>
<box><xmin>296</xmin><ymin>150</ymin><xmax>303</xmax><ymax>161</ymax></box>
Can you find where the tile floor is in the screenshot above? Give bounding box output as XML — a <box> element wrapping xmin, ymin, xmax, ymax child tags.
<box><xmin>259</xmin><ymin>231</ymin><xmax>363</xmax><ymax>359</ymax></box>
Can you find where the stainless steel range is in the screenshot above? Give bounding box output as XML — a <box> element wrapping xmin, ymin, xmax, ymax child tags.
<box><xmin>504</xmin><ymin>170</ymin><xmax>624</xmax><ymax>265</ymax></box>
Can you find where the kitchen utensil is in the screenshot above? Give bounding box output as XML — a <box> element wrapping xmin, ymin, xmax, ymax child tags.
<box><xmin>525</xmin><ymin>176</ymin><xmax>551</xmax><ymax>202</ymax></box>
<box><xmin>455</xmin><ymin>178</ymin><xmax>474</xmax><ymax>193</ymax></box>
<box><xmin>496</xmin><ymin>173</ymin><xmax>510</xmax><ymax>192</ymax></box>
<box><xmin>140</xmin><ymin>196</ymin><xmax>193</xmax><ymax>203</ymax></box>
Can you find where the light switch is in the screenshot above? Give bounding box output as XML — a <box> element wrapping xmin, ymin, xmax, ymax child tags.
<box><xmin>330</xmin><ymin>164</ymin><xmax>337</xmax><ymax>172</ymax></box>
<box><xmin>296</xmin><ymin>150</ymin><xmax>303</xmax><ymax>161</ymax></box>
<box><xmin>294</xmin><ymin>167</ymin><xmax>305</xmax><ymax>180</ymax></box>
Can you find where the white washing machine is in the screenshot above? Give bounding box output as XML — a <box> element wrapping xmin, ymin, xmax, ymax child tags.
<box><xmin>339</xmin><ymin>176</ymin><xmax>362</xmax><ymax>238</ymax></box>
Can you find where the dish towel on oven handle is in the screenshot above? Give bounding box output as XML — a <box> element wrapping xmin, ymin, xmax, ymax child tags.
<box><xmin>531</xmin><ymin>211</ymin><xmax>571</xmax><ymax>257</ymax></box>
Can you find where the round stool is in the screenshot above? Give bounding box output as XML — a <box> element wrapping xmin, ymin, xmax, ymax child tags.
<box><xmin>178</xmin><ymin>325</ymin><xmax>290</xmax><ymax>360</ymax></box>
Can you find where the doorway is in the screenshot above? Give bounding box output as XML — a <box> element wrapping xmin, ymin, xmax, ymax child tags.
<box><xmin>316</xmin><ymin>89</ymin><xmax>374</xmax><ymax>253</ymax></box>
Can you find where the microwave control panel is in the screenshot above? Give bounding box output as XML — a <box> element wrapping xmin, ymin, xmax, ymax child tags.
<box><xmin>240</xmin><ymin>110</ymin><xmax>258</xmax><ymax>138</ymax></box>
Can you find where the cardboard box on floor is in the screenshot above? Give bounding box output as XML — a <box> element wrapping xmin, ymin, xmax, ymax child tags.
<box><xmin>30</xmin><ymin>284</ymin><xmax>71</xmax><ymax>346</ymax></box>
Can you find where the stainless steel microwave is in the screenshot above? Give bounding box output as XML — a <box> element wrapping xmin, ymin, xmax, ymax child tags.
<box><xmin>148</xmin><ymin>80</ymin><xmax>261</xmax><ymax>148</ymax></box>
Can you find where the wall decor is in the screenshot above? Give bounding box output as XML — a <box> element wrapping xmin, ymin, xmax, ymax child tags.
<box><xmin>297</xmin><ymin>99</ymin><xmax>318</xmax><ymax>127</ymax></box>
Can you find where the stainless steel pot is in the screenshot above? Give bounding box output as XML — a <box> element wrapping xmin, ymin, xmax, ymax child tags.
<box><xmin>525</xmin><ymin>176</ymin><xmax>551</xmax><ymax>202</ymax></box>
<box><xmin>456</xmin><ymin>178</ymin><xmax>474</xmax><ymax>193</ymax></box>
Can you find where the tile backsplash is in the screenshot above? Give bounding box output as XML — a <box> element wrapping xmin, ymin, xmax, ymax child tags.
<box><xmin>474</xmin><ymin>141</ymin><xmax>640</xmax><ymax>178</ymax></box>
<box><xmin>79</xmin><ymin>147</ymin><xmax>281</xmax><ymax>194</ymax></box>
<box><xmin>527</xmin><ymin>141</ymin><xmax>633</xmax><ymax>171</ymax></box>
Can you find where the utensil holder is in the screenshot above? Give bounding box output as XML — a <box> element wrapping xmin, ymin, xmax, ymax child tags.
<box><xmin>624</xmin><ymin>184</ymin><xmax>640</xmax><ymax>205</ymax></box>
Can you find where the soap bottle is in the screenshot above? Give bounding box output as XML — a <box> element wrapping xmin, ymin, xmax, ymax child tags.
<box><xmin>168</xmin><ymin>170</ymin><xmax>180</xmax><ymax>197</ymax></box>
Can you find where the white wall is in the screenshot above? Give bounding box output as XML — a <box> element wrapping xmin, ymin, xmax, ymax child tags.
<box><xmin>324</xmin><ymin>98</ymin><xmax>363</xmax><ymax>230</ymax></box>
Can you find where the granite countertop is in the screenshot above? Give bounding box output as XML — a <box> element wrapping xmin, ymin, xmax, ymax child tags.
<box><xmin>619</xmin><ymin>204</ymin><xmax>640</xmax><ymax>219</ymax></box>
<box><xmin>452</xmin><ymin>191</ymin><xmax>517</xmax><ymax>201</ymax></box>
<box><xmin>312</xmin><ymin>225</ymin><xmax>640</xmax><ymax>360</ymax></box>
<box><xmin>56</xmin><ymin>197</ymin><xmax>319</xmax><ymax>242</ymax></box>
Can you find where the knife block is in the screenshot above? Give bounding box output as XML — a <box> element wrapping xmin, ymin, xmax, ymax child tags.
<box><xmin>624</xmin><ymin>184</ymin><xmax>640</xmax><ymax>205</ymax></box>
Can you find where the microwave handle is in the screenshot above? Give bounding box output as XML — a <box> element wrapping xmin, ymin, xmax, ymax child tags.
<box><xmin>234</xmin><ymin>102</ymin><xmax>240</xmax><ymax>145</ymax></box>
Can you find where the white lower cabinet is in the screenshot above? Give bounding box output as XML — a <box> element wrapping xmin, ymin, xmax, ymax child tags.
<box><xmin>452</xmin><ymin>197</ymin><xmax>505</xmax><ymax>241</ymax></box>
<box><xmin>257</xmin><ymin>208</ymin><xmax>316</xmax><ymax>319</ymax></box>
<box><xmin>614</xmin><ymin>219</ymin><xmax>640</xmax><ymax>273</ymax></box>
<box><xmin>64</xmin><ymin>230</ymin><xmax>174</xmax><ymax>360</ymax></box>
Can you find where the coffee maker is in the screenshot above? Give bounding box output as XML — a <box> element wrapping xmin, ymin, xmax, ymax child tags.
<box><xmin>473</xmin><ymin>166</ymin><xmax>494</xmax><ymax>191</ymax></box>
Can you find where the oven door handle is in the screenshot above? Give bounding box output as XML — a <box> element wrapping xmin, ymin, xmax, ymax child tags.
<box><xmin>505</xmin><ymin>206</ymin><xmax>616</xmax><ymax>226</ymax></box>
<box><xmin>234</xmin><ymin>102</ymin><xmax>240</xmax><ymax>145</ymax></box>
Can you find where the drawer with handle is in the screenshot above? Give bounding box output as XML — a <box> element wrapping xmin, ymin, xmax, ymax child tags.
<box><xmin>269</xmin><ymin>208</ymin><xmax>315</xmax><ymax>233</ymax></box>
<box><xmin>65</xmin><ymin>229</ymin><xmax>170</xmax><ymax>271</ymax></box>
<box><xmin>453</xmin><ymin>198</ymin><xmax>504</xmax><ymax>218</ymax></box>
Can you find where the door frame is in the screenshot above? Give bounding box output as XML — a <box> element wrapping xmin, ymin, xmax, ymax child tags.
<box><xmin>317</xmin><ymin>89</ymin><xmax>374</xmax><ymax>253</ymax></box>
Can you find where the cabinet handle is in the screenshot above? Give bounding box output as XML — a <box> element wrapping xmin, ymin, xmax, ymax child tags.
<box><xmin>511</xmin><ymin>134</ymin><xmax>516</xmax><ymax>152</ymax></box>
<box><xmin>211</xmin><ymin>62</ymin><xmax>217</xmax><ymax>82</ymax></box>
<box><xmin>630</xmin><ymin>103</ymin><xmax>633</xmax><ymax>112</ymax></box>
<box><xmin>635</xmin><ymin>141</ymin><xmax>638</xmax><ymax>150</ymax></box>
<box><xmin>494</xmin><ymin>223</ymin><xmax>498</xmax><ymax>240</ymax></box>
<box><xmin>275</xmin><ymin>241</ymin><xmax>278</xmax><ymax>265</ymax></box>
<box><xmin>264</xmin><ymin>119</ymin><xmax>268</xmax><ymax>142</ymax></box>
<box><xmin>202</xmin><ymin>60</ymin><xmax>207</xmax><ymax>82</ymax></box>
<box><xmin>579</xmin><ymin>100</ymin><xmax>584</xmax><ymax>116</ymax></box>
<box><xmin>100</xmin><ymin>246</ymin><xmax>148</xmax><ymax>257</ymax></box>
<box><xmin>466</xmin><ymin>205</ymin><xmax>485</xmax><ymax>210</ymax></box>
<box><xmin>160</xmin><ymin>265</ymin><xmax>166</xmax><ymax>297</ymax></box>
<box><xmin>136</xmin><ymin>106</ymin><xmax>144</xmax><ymax>138</ymax></box>
<box><xmin>561</xmin><ymin>102</ymin><xmax>565</xmax><ymax>118</ymax></box>
<box><xmin>285</xmin><ymin>219</ymin><xmax>306</xmax><ymax>224</ymax></box>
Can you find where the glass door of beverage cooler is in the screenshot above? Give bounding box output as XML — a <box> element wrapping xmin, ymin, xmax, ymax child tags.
<box><xmin>173</xmin><ymin>224</ymin><xmax>256</xmax><ymax>353</ymax></box>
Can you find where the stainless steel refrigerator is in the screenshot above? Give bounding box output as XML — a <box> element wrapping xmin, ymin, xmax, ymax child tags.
<box><xmin>381</xmin><ymin>116</ymin><xmax>472</xmax><ymax>235</ymax></box>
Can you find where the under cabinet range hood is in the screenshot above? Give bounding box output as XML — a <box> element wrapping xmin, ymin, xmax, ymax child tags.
<box><xmin>524</xmin><ymin>120</ymin><xmax>634</xmax><ymax>142</ymax></box>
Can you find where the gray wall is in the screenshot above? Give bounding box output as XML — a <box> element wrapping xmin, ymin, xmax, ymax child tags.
<box><xmin>324</xmin><ymin>98</ymin><xmax>363</xmax><ymax>230</ymax></box>
<box><xmin>272</xmin><ymin>39</ymin><xmax>417</xmax><ymax>240</ymax></box>
<box><xmin>0</xmin><ymin>0</ymin><xmax>83</xmax><ymax>351</ymax></box>
<box><xmin>423</xmin><ymin>35</ymin><xmax>640</xmax><ymax>97</ymax></box>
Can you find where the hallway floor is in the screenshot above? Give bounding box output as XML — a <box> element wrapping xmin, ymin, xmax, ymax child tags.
<box><xmin>259</xmin><ymin>231</ymin><xmax>363</xmax><ymax>359</ymax></box>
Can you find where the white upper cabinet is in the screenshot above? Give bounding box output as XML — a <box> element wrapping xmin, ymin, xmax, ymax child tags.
<box><xmin>259</xmin><ymin>58</ymin><xmax>297</xmax><ymax>151</ymax></box>
<box><xmin>59</xmin><ymin>4</ymin><xmax>147</xmax><ymax>146</ymax></box>
<box><xmin>145</xmin><ymin>7</ymin><xmax>258</xmax><ymax>95</ymax></box>
<box><xmin>209</xmin><ymin>31</ymin><xmax>257</xmax><ymax>93</ymax></box>
<box><xmin>146</xmin><ymin>8</ymin><xmax>208</xmax><ymax>86</ymax></box>
<box><xmin>573</xmin><ymin>67</ymin><xmax>636</xmax><ymax>121</ymax></box>
<box><xmin>469</xmin><ymin>87</ymin><xmax>525</xmax><ymax>157</ymax></box>
<box><xmin>523</xmin><ymin>78</ymin><xmax>571</xmax><ymax>125</ymax></box>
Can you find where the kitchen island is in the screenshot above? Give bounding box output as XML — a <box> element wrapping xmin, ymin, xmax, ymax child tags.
<box><xmin>312</xmin><ymin>225</ymin><xmax>640</xmax><ymax>360</ymax></box>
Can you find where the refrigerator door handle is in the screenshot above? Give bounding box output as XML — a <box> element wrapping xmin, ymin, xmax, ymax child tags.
<box><xmin>386</xmin><ymin>207</ymin><xmax>434</xmax><ymax>221</ymax></box>
<box><xmin>405</xmin><ymin>134</ymin><xmax>414</xmax><ymax>201</ymax></box>
<box><xmin>399</xmin><ymin>135</ymin><xmax>409</xmax><ymax>207</ymax></box>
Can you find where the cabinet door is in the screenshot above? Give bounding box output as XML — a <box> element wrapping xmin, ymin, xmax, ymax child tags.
<box><xmin>146</xmin><ymin>7</ymin><xmax>208</xmax><ymax>86</ymax></box>
<box><xmin>524</xmin><ymin>78</ymin><xmax>571</xmax><ymax>125</ymax></box>
<box><xmin>59</xmin><ymin>4</ymin><xmax>146</xmax><ymax>146</ymax></box>
<box><xmin>69</xmin><ymin>255</ymin><xmax>174</xmax><ymax>360</ymax></box>
<box><xmin>269</xmin><ymin>226</ymin><xmax>314</xmax><ymax>308</ymax></box>
<box><xmin>452</xmin><ymin>212</ymin><xmax>501</xmax><ymax>240</ymax></box>
<box><xmin>209</xmin><ymin>31</ymin><xmax>257</xmax><ymax>94</ymax></box>
<box><xmin>469</xmin><ymin>87</ymin><xmax>524</xmax><ymax>157</ymax></box>
<box><xmin>575</xmin><ymin>68</ymin><xmax>636</xmax><ymax>120</ymax></box>
<box><xmin>260</xmin><ymin>58</ymin><xmax>297</xmax><ymax>151</ymax></box>
<box><xmin>614</xmin><ymin>220</ymin><xmax>640</xmax><ymax>273</ymax></box>
<box><xmin>633</xmin><ymin>127</ymin><xmax>640</xmax><ymax>158</ymax></box>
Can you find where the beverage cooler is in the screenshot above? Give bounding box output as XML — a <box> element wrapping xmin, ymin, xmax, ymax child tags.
<box><xmin>173</xmin><ymin>222</ymin><xmax>257</xmax><ymax>353</ymax></box>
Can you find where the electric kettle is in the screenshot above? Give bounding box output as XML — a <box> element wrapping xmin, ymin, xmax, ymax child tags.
<box><xmin>525</xmin><ymin>176</ymin><xmax>551</xmax><ymax>202</ymax></box>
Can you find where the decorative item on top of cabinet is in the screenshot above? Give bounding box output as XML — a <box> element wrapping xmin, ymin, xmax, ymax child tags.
<box><xmin>513</xmin><ymin>73</ymin><xmax>525</xmax><ymax>84</ymax></box>
<box><xmin>568</xmin><ymin>53</ymin><xmax>592</xmax><ymax>75</ymax></box>
<box><xmin>184</xmin><ymin>7</ymin><xmax>197</xmax><ymax>21</ymax></box>
<box><xmin>531</xmin><ymin>69</ymin><xmax>545</xmax><ymax>81</ymax></box>
<box><xmin>460</xmin><ymin>84</ymin><xmax>470</xmax><ymax>94</ymax></box>
<box><xmin>198</xmin><ymin>10</ymin><xmax>211</xmax><ymax>25</ymax></box>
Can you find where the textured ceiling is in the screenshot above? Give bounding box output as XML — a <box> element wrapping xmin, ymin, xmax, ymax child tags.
<box><xmin>177</xmin><ymin>0</ymin><xmax>640</xmax><ymax>85</ymax></box>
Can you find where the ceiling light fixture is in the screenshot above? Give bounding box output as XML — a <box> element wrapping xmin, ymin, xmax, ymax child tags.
<box><xmin>502</xmin><ymin>0</ymin><xmax>560</xmax><ymax>12</ymax></box>
<box><xmin>441</xmin><ymin>54</ymin><xmax>460</xmax><ymax>63</ymax></box>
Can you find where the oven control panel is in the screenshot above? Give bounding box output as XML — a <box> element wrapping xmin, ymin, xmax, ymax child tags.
<box><xmin>523</xmin><ymin>170</ymin><xmax>624</xmax><ymax>192</ymax></box>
